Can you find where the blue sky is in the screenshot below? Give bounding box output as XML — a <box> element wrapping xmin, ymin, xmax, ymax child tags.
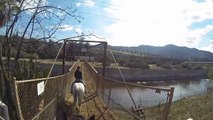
<box><xmin>47</xmin><ymin>0</ymin><xmax>213</xmax><ymax>52</ymax></box>
<box><xmin>2</xmin><ymin>0</ymin><xmax>213</xmax><ymax>52</ymax></box>
<box><xmin>47</xmin><ymin>0</ymin><xmax>115</xmax><ymax>40</ymax></box>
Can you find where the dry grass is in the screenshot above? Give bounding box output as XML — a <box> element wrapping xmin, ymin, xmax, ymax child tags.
<box><xmin>169</xmin><ymin>91</ymin><xmax>213</xmax><ymax>120</ymax></box>
<box><xmin>149</xmin><ymin>64</ymin><xmax>166</xmax><ymax>70</ymax></box>
<box><xmin>112</xmin><ymin>109</ymin><xmax>135</xmax><ymax>120</ymax></box>
<box><xmin>36</xmin><ymin>59</ymin><xmax>74</xmax><ymax>66</ymax></box>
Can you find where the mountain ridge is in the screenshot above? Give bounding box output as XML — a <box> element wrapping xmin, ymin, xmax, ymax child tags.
<box><xmin>112</xmin><ymin>44</ymin><xmax>213</xmax><ymax>60</ymax></box>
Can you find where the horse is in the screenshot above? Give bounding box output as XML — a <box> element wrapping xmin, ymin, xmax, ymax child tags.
<box><xmin>71</xmin><ymin>81</ymin><xmax>85</xmax><ymax>112</ymax></box>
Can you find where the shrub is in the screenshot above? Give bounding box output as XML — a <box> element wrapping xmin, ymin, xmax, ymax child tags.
<box><xmin>27</xmin><ymin>53</ymin><xmax>39</xmax><ymax>60</ymax></box>
<box><xmin>181</xmin><ymin>63</ymin><xmax>192</xmax><ymax>70</ymax></box>
<box><xmin>119</xmin><ymin>60</ymin><xmax>127</xmax><ymax>66</ymax></box>
<box><xmin>139</xmin><ymin>62</ymin><xmax>150</xmax><ymax>69</ymax></box>
<box><xmin>126</xmin><ymin>61</ymin><xmax>149</xmax><ymax>69</ymax></box>
<box><xmin>10</xmin><ymin>48</ymin><xmax>17</xmax><ymax>57</ymax></box>
<box><xmin>20</xmin><ymin>51</ymin><xmax>28</xmax><ymax>58</ymax></box>
<box><xmin>105</xmin><ymin>61</ymin><xmax>111</xmax><ymax>67</ymax></box>
<box><xmin>208</xmin><ymin>67</ymin><xmax>213</xmax><ymax>79</ymax></box>
<box><xmin>156</xmin><ymin>62</ymin><xmax>172</xmax><ymax>69</ymax></box>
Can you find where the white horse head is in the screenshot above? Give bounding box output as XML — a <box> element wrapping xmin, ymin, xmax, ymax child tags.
<box><xmin>72</xmin><ymin>82</ymin><xmax>85</xmax><ymax>112</ymax></box>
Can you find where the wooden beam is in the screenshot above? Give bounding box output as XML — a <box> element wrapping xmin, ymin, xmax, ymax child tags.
<box><xmin>66</xmin><ymin>39</ymin><xmax>107</xmax><ymax>44</ymax></box>
<box><xmin>102</xmin><ymin>42</ymin><xmax>107</xmax><ymax>76</ymax></box>
<box><xmin>62</xmin><ymin>40</ymin><xmax>66</xmax><ymax>74</ymax></box>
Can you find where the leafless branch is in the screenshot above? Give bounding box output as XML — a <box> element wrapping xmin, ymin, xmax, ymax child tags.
<box><xmin>19</xmin><ymin>5</ymin><xmax>83</xmax><ymax>22</ymax></box>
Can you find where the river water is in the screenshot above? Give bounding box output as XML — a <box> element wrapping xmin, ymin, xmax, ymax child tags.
<box><xmin>102</xmin><ymin>79</ymin><xmax>213</xmax><ymax>108</ymax></box>
<box><xmin>158</xmin><ymin>79</ymin><xmax>213</xmax><ymax>101</ymax></box>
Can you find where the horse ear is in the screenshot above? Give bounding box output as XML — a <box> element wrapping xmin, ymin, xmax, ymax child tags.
<box><xmin>88</xmin><ymin>115</ymin><xmax>95</xmax><ymax>120</ymax></box>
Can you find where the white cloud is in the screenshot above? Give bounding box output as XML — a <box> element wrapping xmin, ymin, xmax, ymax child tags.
<box><xmin>55</xmin><ymin>6</ymin><xmax>66</xmax><ymax>17</ymax></box>
<box><xmin>22</xmin><ymin>0</ymin><xmax>48</xmax><ymax>12</ymax></box>
<box><xmin>185</xmin><ymin>25</ymin><xmax>213</xmax><ymax>47</ymax></box>
<box><xmin>75</xmin><ymin>0</ymin><xmax>95</xmax><ymax>7</ymax></box>
<box><xmin>59</xmin><ymin>25</ymin><xmax>83</xmax><ymax>34</ymax></box>
<box><xmin>183</xmin><ymin>0</ymin><xmax>213</xmax><ymax>25</ymax></box>
<box><xmin>59</xmin><ymin>25</ymin><xmax>74</xmax><ymax>31</ymax></box>
<box><xmin>75</xmin><ymin>25</ymin><xmax>83</xmax><ymax>33</ymax></box>
<box><xmin>200</xmin><ymin>37</ymin><xmax>213</xmax><ymax>53</ymax></box>
<box><xmin>103</xmin><ymin>0</ymin><xmax>213</xmax><ymax>51</ymax></box>
<box><xmin>200</xmin><ymin>45</ymin><xmax>213</xmax><ymax>53</ymax></box>
<box><xmin>84</xmin><ymin>0</ymin><xmax>95</xmax><ymax>7</ymax></box>
<box><xmin>210</xmin><ymin>39</ymin><xmax>213</xmax><ymax>44</ymax></box>
<box><xmin>76</xmin><ymin>3</ymin><xmax>82</xmax><ymax>7</ymax></box>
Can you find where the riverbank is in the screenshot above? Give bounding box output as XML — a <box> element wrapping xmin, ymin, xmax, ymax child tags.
<box><xmin>169</xmin><ymin>90</ymin><xmax>213</xmax><ymax>120</ymax></box>
<box><xmin>96</xmin><ymin>67</ymin><xmax>208</xmax><ymax>81</ymax></box>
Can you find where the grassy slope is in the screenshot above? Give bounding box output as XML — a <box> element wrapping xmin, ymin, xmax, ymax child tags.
<box><xmin>169</xmin><ymin>91</ymin><xmax>213</xmax><ymax>120</ymax></box>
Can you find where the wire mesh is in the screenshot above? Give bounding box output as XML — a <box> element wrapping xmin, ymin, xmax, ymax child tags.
<box><xmin>15</xmin><ymin>74</ymin><xmax>66</xmax><ymax>120</ymax></box>
<box><xmin>14</xmin><ymin>60</ymin><xmax>81</xmax><ymax>120</ymax></box>
<box><xmin>84</xmin><ymin>61</ymin><xmax>174</xmax><ymax>120</ymax></box>
<box><xmin>14</xmin><ymin>60</ymin><xmax>173</xmax><ymax>120</ymax></box>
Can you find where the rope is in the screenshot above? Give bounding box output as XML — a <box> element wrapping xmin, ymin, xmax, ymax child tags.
<box><xmin>44</xmin><ymin>42</ymin><xmax>65</xmax><ymax>88</ymax></box>
<box><xmin>107</xmin><ymin>45</ymin><xmax>137</xmax><ymax>108</ymax></box>
<box><xmin>47</xmin><ymin>42</ymin><xmax>65</xmax><ymax>77</ymax></box>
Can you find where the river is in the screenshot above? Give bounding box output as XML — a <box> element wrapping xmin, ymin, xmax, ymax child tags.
<box><xmin>102</xmin><ymin>79</ymin><xmax>213</xmax><ymax>108</ymax></box>
<box><xmin>158</xmin><ymin>79</ymin><xmax>213</xmax><ymax>101</ymax></box>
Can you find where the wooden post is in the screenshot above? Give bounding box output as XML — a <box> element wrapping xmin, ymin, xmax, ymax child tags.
<box><xmin>102</xmin><ymin>42</ymin><xmax>107</xmax><ymax>76</ymax></box>
<box><xmin>107</xmin><ymin>88</ymin><xmax>112</xmax><ymax>107</ymax></box>
<box><xmin>164</xmin><ymin>87</ymin><xmax>174</xmax><ymax>120</ymax></box>
<box><xmin>62</xmin><ymin>40</ymin><xmax>66</xmax><ymax>74</ymax></box>
<box><xmin>13</xmin><ymin>77</ymin><xmax>23</xmax><ymax>120</ymax></box>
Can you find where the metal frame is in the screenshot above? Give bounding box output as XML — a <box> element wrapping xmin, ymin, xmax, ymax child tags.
<box><xmin>62</xmin><ymin>39</ymin><xmax>107</xmax><ymax>76</ymax></box>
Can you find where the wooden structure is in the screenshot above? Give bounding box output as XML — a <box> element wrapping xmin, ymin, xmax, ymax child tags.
<box><xmin>62</xmin><ymin>39</ymin><xmax>107</xmax><ymax>76</ymax></box>
<box><xmin>11</xmin><ymin>40</ymin><xmax>175</xmax><ymax>120</ymax></box>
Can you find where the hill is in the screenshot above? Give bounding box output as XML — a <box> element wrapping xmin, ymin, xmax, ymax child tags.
<box><xmin>0</xmin><ymin>35</ymin><xmax>62</xmax><ymax>59</ymax></box>
<box><xmin>2</xmin><ymin>35</ymin><xmax>213</xmax><ymax>61</ymax></box>
<box><xmin>112</xmin><ymin>44</ymin><xmax>213</xmax><ymax>61</ymax></box>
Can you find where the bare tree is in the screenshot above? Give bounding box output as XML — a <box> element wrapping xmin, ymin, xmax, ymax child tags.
<box><xmin>2</xmin><ymin>0</ymin><xmax>82</xmax><ymax>74</ymax></box>
<box><xmin>0</xmin><ymin>0</ymin><xmax>83</xmax><ymax>119</ymax></box>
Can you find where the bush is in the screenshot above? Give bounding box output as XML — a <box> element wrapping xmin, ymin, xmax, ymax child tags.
<box><xmin>126</xmin><ymin>61</ymin><xmax>138</xmax><ymax>68</ymax></box>
<box><xmin>105</xmin><ymin>61</ymin><xmax>111</xmax><ymax>67</ymax></box>
<box><xmin>10</xmin><ymin>48</ymin><xmax>17</xmax><ymax>57</ymax></box>
<box><xmin>119</xmin><ymin>60</ymin><xmax>127</xmax><ymax>66</ymax></box>
<box><xmin>156</xmin><ymin>62</ymin><xmax>172</xmax><ymax>69</ymax></box>
<box><xmin>27</xmin><ymin>53</ymin><xmax>39</xmax><ymax>60</ymax></box>
<box><xmin>193</xmin><ymin>65</ymin><xmax>203</xmax><ymax>70</ymax></box>
<box><xmin>126</xmin><ymin>61</ymin><xmax>149</xmax><ymax>69</ymax></box>
<box><xmin>181</xmin><ymin>63</ymin><xmax>192</xmax><ymax>70</ymax></box>
<box><xmin>139</xmin><ymin>62</ymin><xmax>150</xmax><ymax>69</ymax></box>
<box><xmin>208</xmin><ymin>67</ymin><xmax>213</xmax><ymax>79</ymax></box>
<box><xmin>20</xmin><ymin>51</ymin><xmax>28</xmax><ymax>58</ymax></box>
